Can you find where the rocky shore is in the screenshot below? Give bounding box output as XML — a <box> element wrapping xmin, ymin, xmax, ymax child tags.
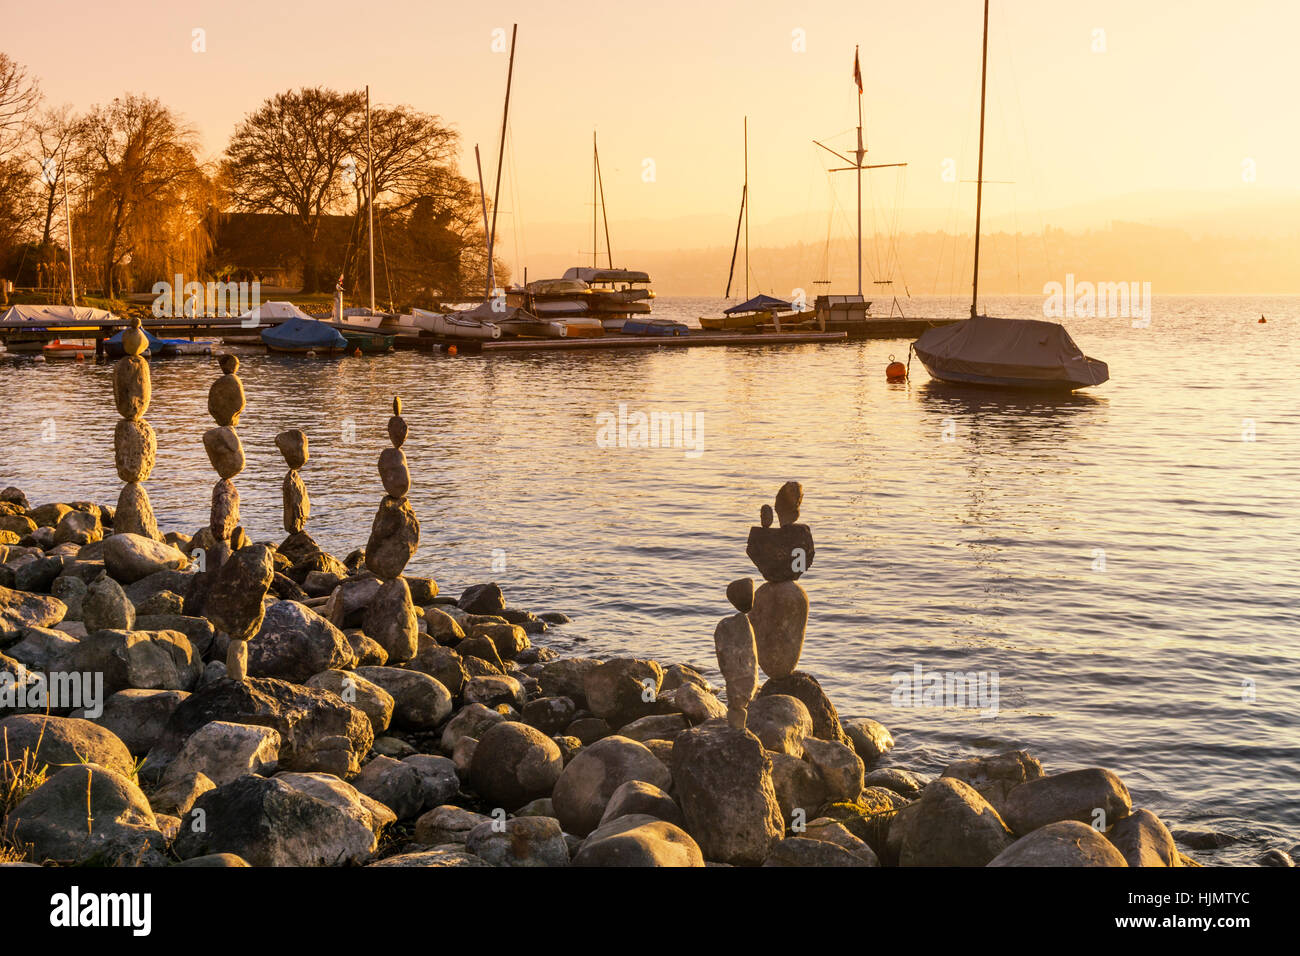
<box><xmin>0</xmin><ymin>338</ymin><xmax>1291</xmax><ymax>867</ymax></box>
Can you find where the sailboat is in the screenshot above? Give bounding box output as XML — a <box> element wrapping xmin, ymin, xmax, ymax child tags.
<box><xmin>912</xmin><ymin>1</ymin><xmax>1108</xmax><ymax>391</ymax></box>
<box><xmin>701</xmin><ymin>118</ymin><xmax>801</xmax><ymax>332</ymax></box>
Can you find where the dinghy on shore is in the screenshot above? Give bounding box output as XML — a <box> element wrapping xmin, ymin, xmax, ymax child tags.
<box><xmin>412</xmin><ymin>307</ymin><xmax>502</xmax><ymax>340</ymax></box>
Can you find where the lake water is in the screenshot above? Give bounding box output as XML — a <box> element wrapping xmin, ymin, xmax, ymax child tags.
<box><xmin>3</xmin><ymin>293</ymin><xmax>1297</xmax><ymax>864</ymax></box>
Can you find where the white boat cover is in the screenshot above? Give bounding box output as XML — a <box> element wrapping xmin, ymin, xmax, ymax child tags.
<box><xmin>237</xmin><ymin>301</ymin><xmax>317</xmax><ymax>323</ymax></box>
<box><xmin>914</xmin><ymin>315</ymin><xmax>1108</xmax><ymax>388</ymax></box>
<box><xmin>562</xmin><ymin>267</ymin><xmax>650</xmax><ymax>284</ymax></box>
<box><xmin>0</xmin><ymin>304</ymin><xmax>116</xmax><ymax>325</ymax></box>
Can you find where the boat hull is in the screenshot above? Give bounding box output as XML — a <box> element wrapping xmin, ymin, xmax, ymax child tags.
<box><xmin>914</xmin><ymin>358</ymin><xmax>1108</xmax><ymax>391</ymax></box>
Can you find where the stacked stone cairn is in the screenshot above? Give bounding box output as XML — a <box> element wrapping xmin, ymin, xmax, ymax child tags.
<box><xmin>360</xmin><ymin>397</ymin><xmax>420</xmax><ymax>663</ymax></box>
<box><xmin>277</xmin><ymin>429</ymin><xmax>310</xmax><ymax>537</ymax></box>
<box><xmin>111</xmin><ymin>318</ymin><xmax>160</xmax><ymax>539</ymax></box>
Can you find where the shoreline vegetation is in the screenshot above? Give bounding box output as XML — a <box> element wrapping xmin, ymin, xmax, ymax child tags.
<box><xmin>0</xmin><ymin>333</ymin><xmax>1281</xmax><ymax>869</ymax></box>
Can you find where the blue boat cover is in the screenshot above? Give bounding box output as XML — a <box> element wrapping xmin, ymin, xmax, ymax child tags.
<box><xmin>261</xmin><ymin>316</ymin><xmax>347</xmax><ymax>351</ymax></box>
<box><xmin>725</xmin><ymin>294</ymin><xmax>793</xmax><ymax>315</ymax></box>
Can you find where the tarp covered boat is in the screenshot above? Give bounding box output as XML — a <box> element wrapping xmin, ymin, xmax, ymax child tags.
<box><xmin>621</xmin><ymin>317</ymin><xmax>689</xmax><ymax>337</ymax></box>
<box><xmin>912</xmin><ymin>315</ymin><xmax>1109</xmax><ymax>391</ymax></box>
<box><xmin>411</xmin><ymin>307</ymin><xmax>501</xmax><ymax>340</ymax></box>
<box><xmin>104</xmin><ymin>327</ymin><xmax>212</xmax><ymax>358</ymax></box>
<box><xmin>0</xmin><ymin>304</ymin><xmax>113</xmax><ymax>354</ymax></box>
<box><xmin>261</xmin><ymin>315</ymin><xmax>348</xmax><ymax>354</ymax></box>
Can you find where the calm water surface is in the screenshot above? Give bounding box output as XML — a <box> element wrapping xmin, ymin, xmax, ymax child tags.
<box><xmin>3</xmin><ymin>293</ymin><xmax>1297</xmax><ymax>864</ymax></box>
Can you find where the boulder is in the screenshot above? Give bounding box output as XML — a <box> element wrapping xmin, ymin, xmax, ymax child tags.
<box><xmin>757</xmin><ymin>670</ymin><xmax>847</xmax><ymax>744</ymax></box>
<box><xmin>763</xmin><ymin>836</ymin><xmax>870</xmax><ymax>867</ymax></box>
<box><xmin>1001</xmin><ymin>768</ymin><xmax>1132</xmax><ymax>835</ymax></box>
<box><xmin>4</xmin><ymin>763</ymin><xmax>166</xmax><ymax>866</ymax></box>
<box><xmin>114</xmin><ymin>419</ymin><xmax>156</xmax><ymax>483</ymax></box>
<box><xmin>802</xmin><ymin>736</ymin><xmax>865</xmax><ymax>804</ymax></box>
<box><xmin>148</xmin><ymin>771</ymin><xmax>215</xmax><ymax>817</ymax></box>
<box><xmin>768</xmin><ymin>751</ymin><xmax>828</xmax><ymax>825</ymax></box>
<box><xmin>402</xmin><ymin>754</ymin><xmax>461</xmax><ymax>812</ymax></box>
<box><xmin>151</xmin><ymin>677</ymin><xmax>373</xmax><ymax>778</ymax></box>
<box><xmin>673</xmin><ymin>682</ymin><xmax>728</xmax><ymax>724</ymax></box>
<box><xmin>161</xmin><ymin>720</ymin><xmax>281</xmax><ymax>787</ymax></box>
<box><xmin>414</xmin><ymin>804</ymin><xmax>492</xmax><ymax>845</ymax></box>
<box><xmin>616</xmin><ymin>713</ymin><xmax>689</xmax><ymax>744</ymax></box>
<box><xmin>71</xmin><ymin>628</ymin><xmax>200</xmax><ymax>695</ymax></box>
<box><xmin>745</xmin><ymin>694</ymin><xmax>813</xmax><ymax>756</ymax></box>
<box><xmin>537</xmin><ymin>657</ymin><xmax>603</xmax><ymax>706</ymax></box>
<box><xmin>5</xmin><ymin>625</ymin><xmax>78</xmax><ymax>673</ymax></box>
<box><xmin>247</xmin><ymin>601</ymin><xmax>355</xmax><ymax>684</ymax></box>
<box><xmin>0</xmin><ymin>585</ymin><xmax>66</xmax><ymax>640</ymax></box>
<box><xmin>941</xmin><ymin>750</ymin><xmax>1044</xmax><ymax>814</ymax></box>
<box><xmin>352</xmin><ymin>755</ymin><xmax>425</xmax><ymax>820</ymax></box>
<box><xmin>370</xmin><ymin>848</ymin><xmax>491</xmax><ymax>867</ymax></box>
<box><xmin>583</xmin><ymin>657</ymin><xmax>663</xmax><ymax>728</ymax></box>
<box><xmin>0</xmin><ymin>714</ymin><xmax>134</xmax><ymax>778</ymax></box>
<box><xmin>470</xmin><ymin>621</ymin><xmax>529</xmax><ymax>661</ymax></box>
<box><xmin>173</xmin><ymin>775</ymin><xmax>377</xmax><ymax>866</ymax></box>
<box><xmin>802</xmin><ymin>817</ymin><xmax>881</xmax><ymax>865</ymax></box>
<box><xmin>466</xmin><ymin>815</ymin><xmax>570</xmax><ymax>867</ymax></box>
<box><xmin>85</xmin><ymin>689</ymin><xmax>188</xmax><ymax>757</ymax></box>
<box><xmin>1107</xmin><ymin>808</ymin><xmax>1180</xmax><ymax>867</ymax></box>
<box><xmin>423</xmin><ymin>606</ymin><xmax>465</xmax><ymax>644</ymax></box>
<box><xmin>672</xmin><ymin>721</ymin><xmax>784</xmax><ymax>865</ymax></box>
<box><xmin>274</xmin><ymin>771</ymin><xmax>396</xmax><ymax>834</ymax></box>
<box><xmin>897</xmin><ymin>777</ymin><xmax>1014</xmax><ymax>866</ymax></box>
<box><xmin>53</xmin><ymin>510</ymin><xmax>102</xmax><ymax>547</ymax></box>
<box><xmin>469</xmin><ymin>720</ymin><xmax>564</xmax><ymax>811</ymax></box>
<box><xmin>598</xmin><ymin>779</ymin><xmax>685</xmax><ymax>829</ymax></box>
<box><xmin>103</xmin><ymin>533</ymin><xmax>186</xmax><ymax>584</ymax></box>
<box><xmin>133</xmin><ymin>614</ymin><xmax>214</xmax><ymax>657</ymax></box>
<box><xmin>305</xmin><ymin>669</ymin><xmax>394</xmax><ymax>734</ymax></box>
<box><xmin>49</xmin><ymin>576</ymin><xmax>87</xmax><ymax>620</ymax></box>
<box><xmin>864</xmin><ymin>767</ymin><xmax>926</xmax><ymax>799</ymax></box>
<box><xmin>81</xmin><ymin>572</ymin><xmax>135</xmax><ymax>632</ymax></box>
<box><xmin>521</xmin><ymin>696</ymin><xmax>578</xmax><ymax>735</ymax></box>
<box><xmin>439</xmin><ymin>702</ymin><xmax>507</xmax><ymax>753</ymax></box>
<box><xmin>355</xmin><ymin>666</ymin><xmax>452</xmax><ymax>730</ymax></box>
<box><xmin>552</xmin><ymin>735</ymin><xmax>672</xmax><ymax>837</ymax></box>
<box><xmin>574</xmin><ymin>814</ymin><xmax>704</xmax><ymax>867</ymax></box>
<box><xmin>988</xmin><ymin>820</ymin><xmax>1129</xmax><ymax>867</ymax></box>
<box><xmin>363</xmin><ymin>577</ymin><xmax>418</xmax><ymax>664</ymax></box>
<box><xmin>202</xmin><ymin>544</ymin><xmax>275</xmax><ymax>642</ymax></box>
<box><xmin>458</xmin><ymin>582</ymin><xmax>506</xmax><ymax>615</ymax></box>
<box><xmin>843</xmin><ymin>717</ymin><xmax>894</xmax><ymax>765</ymax></box>
<box><xmin>461</xmin><ymin>674</ymin><xmax>525</xmax><ymax>710</ymax></box>
<box><xmin>364</xmin><ymin>496</ymin><xmax>419</xmax><ymax>580</ymax></box>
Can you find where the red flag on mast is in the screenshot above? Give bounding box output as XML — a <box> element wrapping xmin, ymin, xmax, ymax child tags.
<box><xmin>853</xmin><ymin>46</ymin><xmax>863</xmax><ymax>93</ymax></box>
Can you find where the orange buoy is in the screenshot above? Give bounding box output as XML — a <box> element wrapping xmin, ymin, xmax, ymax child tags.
<box><xmin>886</xmin><ymin>354</ymin><xmax>907</xmax><ymax>381</ymax></box>
<box><xmin>447</xmin><ymin>344</ymin><xmax>459</xmax><ymax>356</ymax></box>
<box><xmin>1259</xmin><ymin>316</ymin><xmax>1267</xmax><ymax>323</ymax></box>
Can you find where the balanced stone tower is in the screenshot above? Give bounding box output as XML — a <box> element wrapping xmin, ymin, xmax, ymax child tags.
<box><xmin>111</xmin><ymin>317</ymin><xmax>160</xmax><ymax>539</ymax></box>
<box><xmin>714</xmin><ymin>578</ymin><xmax>759</xmax><ymax>730</ymax></box>
<box><xmin>363</xmin><ymin>397</ymin><xmax>421</xmax><ymax>662</ymax></box>
<box><xmin>277</xmin><ymin>429</ymin><xmax>309</xmax><ymax>535</ymax></box>
<box><xmin>745</xmin><ymin>481</ymin><xmax>813</xmax><ymax>681</ymax></box>
<box><xmin>203</xmin><ymin>353</ymin><xmax>255</xmax><ymax>679</ymax></box>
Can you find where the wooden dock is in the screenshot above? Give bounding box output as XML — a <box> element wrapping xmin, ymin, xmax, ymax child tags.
<box><xmin>401</xmin><ymin>329</ymin><xmax>851</xmax><ymax>352</ymax></box>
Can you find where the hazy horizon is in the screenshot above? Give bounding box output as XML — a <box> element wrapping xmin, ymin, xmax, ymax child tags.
<box><xmin>7</xmin><ymin>0</ymin><xmax>1299</xmax><ymax>293</ymax></box>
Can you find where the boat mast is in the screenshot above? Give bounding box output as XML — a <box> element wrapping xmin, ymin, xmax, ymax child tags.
<box><xmin>595</xmin><ymin>132</ymin><xmax>612</xmax><ymax>268</ymax></box>
<box><xmin>366</xmin><ymin>86</ymin><xmax>375</xmax><ymax>315</ymax></box>
<box><xmin>592</xmin><ymin>131</ymin><xmax>597</xmax><ymax>269</ymax></box>
<box><xmin>474</xmin><ymin>145</ymin><xmax>492</xmax><ymax>267</ymax></box>
<box><xmin>744</xmin><ymin>116</ymin><xmax>749</xmax><ymax>299</ymax></box>
<box><xmin>488</xmin><ymin>23</ymin><xmax>518</xmax><ymax>299</ymax></box>
<box><xmin>855</xmin><ymin>47</ymin><xmax>863</xmax><ymax>298</ymax></box>
<box><xmin>970</xmin><ymin>0</ymin><xmax>989</xmax><ymax>319</ymax></box>
<box><xmin>61</xmin><ymin>144</ymin><xmax>75</xmax><ymax>306</ymax></box>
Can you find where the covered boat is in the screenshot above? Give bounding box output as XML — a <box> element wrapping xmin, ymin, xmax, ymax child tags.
<box><xmin>621</xmin><ymin>317</ymin><xmax>689</xmax><ymax>337</ymax></box>
<box><xmin>453</xmin><ymin>302</ymin><xmax>565</xmax><ymax>338</ymax></box>
<box><xmin>411</xmin><ymin>307</ymin><xmax>501</xmax><ymax>340</ymax></box>
<box><xmin>0</xmin><ymin>304</ymin><xmax>112</xmax><ymax>354</ymax></box>
<box><xmin>261</xmin><ymin>315</ymin><xmax>348</xmax><ymax>354</ymax></box>
<box><xmin>912</xmin><ymin>315</ymin><xmax>1109</xmax><ymax>391</ymax></box>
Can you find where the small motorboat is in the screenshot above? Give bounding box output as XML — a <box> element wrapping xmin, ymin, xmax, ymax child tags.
<box><xmin>105</xmin><ymin>327</ymin><xmax>212</xmax><ymax>359</ymax></box>
<box><xmin>261</xmin><ymin>315</ymin><xmax>348</xmax><ymax>354</ymax></box>
<box><xmin>555</xmin><ymin>317</ymin><xmax>605</xmax><ymax>338</ymax></box>
<box><xmin>620</xmin><ymin>317</ymin><xmax>689</xmax><ymax>337</ymax></box>
<box><xmin>912</xmin><ymin>315</ymin><xmax>1108</xmax><ymax>391</ymax></box>
<box><xmin>411</xmin><ymin>307</ymin><xmax>501</xmax><ymax>340</ymax></box>
<box><xmin>339</xmin><ymin>329</ymin><xmax>395</xmax><ymax>353</ymax></box>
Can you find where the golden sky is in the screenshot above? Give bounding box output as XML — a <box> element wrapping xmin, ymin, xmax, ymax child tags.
<box><xmin>9</xmin><ymin>0</ymin><xmax>1299</xmax><ymax>284</ymax></box>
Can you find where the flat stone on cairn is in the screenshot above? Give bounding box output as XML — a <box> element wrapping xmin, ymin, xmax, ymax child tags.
<box><xmin>365</xmin><ymin>397</ymin><xmax>420</xmax><ymax>581</ymax></box>
<box><xmin>110</xmin><ymin>317</ymin><xmax>160</xmax><ymax>539</ymax></box>
<box><xmin>208</xmin><ymin>354</ymin><xmax>246</xmax><ymax>427</ymax></box>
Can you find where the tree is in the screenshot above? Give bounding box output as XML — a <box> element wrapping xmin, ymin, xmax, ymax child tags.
<box><xmin>27</xmin><ymin>105</ymin><xmax>78</xmax><ymax>245</ymax></box>
<box><xmin>76</xmin><ymin>94</ymin><xmax>206</xmax><ymax>296</ymax></box>
<box><xmin>0</xmin><ymin>53</ymin><xmax>40</xmax><ymax>164</ymax></box>
<box><xmin>223</xmin><ymin>87</ymin><xmax>363</xmax><ymax>293</ymax></box>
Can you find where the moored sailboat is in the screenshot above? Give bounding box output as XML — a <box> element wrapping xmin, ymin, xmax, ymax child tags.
<box><xmin>912</xmin><ymin>0</ymin><xmax>1108</xmax><ymax>391</ymax></box>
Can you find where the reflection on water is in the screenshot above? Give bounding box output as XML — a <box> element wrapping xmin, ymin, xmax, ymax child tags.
<box><xmin>2</xmin><ymin>294</ymin><xmax>1298</xmax><ymax>862</ymax></box>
